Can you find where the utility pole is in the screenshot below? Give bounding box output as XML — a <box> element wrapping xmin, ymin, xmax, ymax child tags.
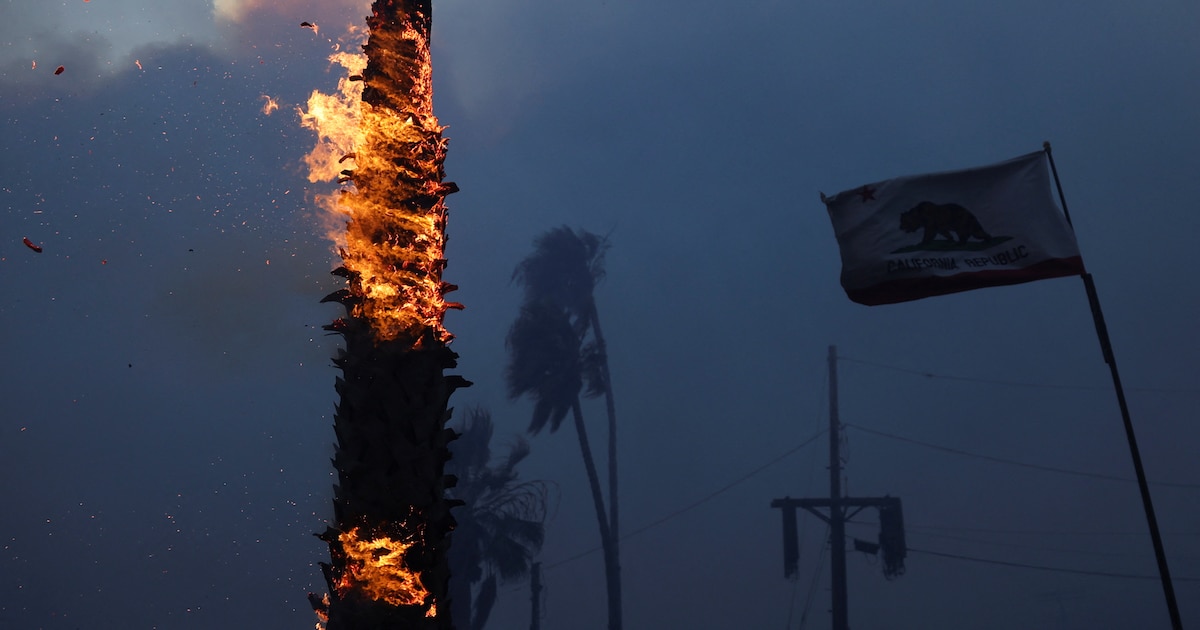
<box><xmin>529</xmin><ymin>562</ymin><xmax>542</xmax><ymax>630</ymax></box>
<box><xmin>772</xmin><ymin>345</ymin><xmax>906</xmax><ymax>630</ymax></box>
<box><xmin>827</xmin><ymin>344</ymin><xmax>848</xmax><ymax>630</ymax></box>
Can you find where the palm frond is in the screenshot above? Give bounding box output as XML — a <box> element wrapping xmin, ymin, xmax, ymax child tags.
<box><xmin>476</xmin><ymin>479</ymin><xmax>553</xmax><ymax>523</ymax></box>
<box><xmin>512</xmin><ymin>226</ymin><xmax>609</xmax><ymax>333</ymax></box>
<box><xmin>488</xmin><ymin>533</ymin><xmax>543</xmax><ymax>582</ymax></box>
<box><xmin>504</xmin><ymin>299</ymin><xmax>582</xmax><ymax>435</ymax></box>
<box><xmin>498</xmin><ymin>436</ymin><xmax>531</xmax><ymax>477</ymax></box>
<box><xmin>448</xmin><ymin>407</ymin><xmax>494</xmax><ymax>478</ymax></box>
<box><xmin>445</xmin><ymin>407</ymin><xmax>550</xmax><ymax>628</ymax></box>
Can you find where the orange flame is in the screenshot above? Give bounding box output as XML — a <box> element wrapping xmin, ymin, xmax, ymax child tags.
<box><xmin>261</xmin><ymin>94</ymin><xmax>280</xmax><ymax>115</ymax></box>
<box><xmin>336</xmin><ymin>527</ymin><xmax>436</xmax><ymax>617</ymax></box>
<box><xmin>300</xmin><ymin>40</ymin><xmax>367</xmax><ymax>186</ymax></box>
<box><xmin>301</xmin><ymin>17</ymin><xmax>456</xmax><ymax>345</ymax></box>
<box><xmin>313</xmin><ymin>593</ymin><xmax>330</xmax><ymax>630</ymax></box>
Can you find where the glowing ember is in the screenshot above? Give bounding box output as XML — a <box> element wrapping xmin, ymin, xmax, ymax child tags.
<box><xmin>313</xmin><ymin>593</ymin><xmax>330</xmax><ymax>630</ymax></box>
<box><xmin>336</xmin><ymin>527</ymin><xmax>435</xmax><ymax>616</ymax></box>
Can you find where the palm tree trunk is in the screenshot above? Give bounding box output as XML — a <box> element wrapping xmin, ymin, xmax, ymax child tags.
<box><xmin>570</xmin><ymin>400</ymin><xmax>621</xmax><ymax>630</ymax></box>
<box><xmin>589</xmin><ymin>306</ymin><xmax>619</xmax><ymax>534</ymax></box>
<box><xmin>587</xmin><ymin>304</ymin><xmax>622</xmax><ymax>628</ymax></box>
<box><xmin>447</xmin><ymin>532</ymin><xmax>477</xmax><ymax>630</ymax></box>
<box><xmin>310</xmin><ymin>1</ymin><xmax>465</xmax><ymax>628</ymax></box>
<box><xmin>318</xmin><ymin>336</ymin><xmax>466</xmax><ymax>630</ymax></box>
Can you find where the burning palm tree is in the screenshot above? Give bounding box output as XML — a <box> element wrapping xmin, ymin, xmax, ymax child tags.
<box><xmin>303</xmin><ymin>1</ymin><xmax>465</xmax><ymax>628</ymax></box>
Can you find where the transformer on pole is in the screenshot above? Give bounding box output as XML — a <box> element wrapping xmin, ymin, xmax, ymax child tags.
<box><xmin>771</xmin><ymin>345</ymin><xmax>906</xmax><ymax>630</ymax></box>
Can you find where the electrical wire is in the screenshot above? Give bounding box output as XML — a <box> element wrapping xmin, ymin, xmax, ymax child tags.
<box><xmin>906</xmin><ymin>523</ymin><xmax>1200</xmax><ymax>538</ymax></box>
<box><xmin>845</xmin><ymin>422</ymin><xmax>1200</xmax><ymax>490</ymax></box>
<box><xmin>542</xmin><ymin>428</ymin><xmax>827</xmax><ymax>571</ymax></box>
<box><xmin>838</xmin><ymin>355</ymin><xmax>1199</xmax><ymax>395</ymax></box>
<box><xmin>797</xmin><ymin>526</ymin><xmax>829</xmax><ymax>630</ymax></box>
<box><xmin>784</xmin><ymin>563</ymin><xmax>802</xmax><ymax>629</ymax></box>
<box><xmin>909</xmin><ymin>547</ymin><xmax>1200</xmax><ymax>582</ymax></box>
<box><xmin>853</xmin><ymin>525</ymin><xmax>1150</xmax><ymax>558</ymax></box>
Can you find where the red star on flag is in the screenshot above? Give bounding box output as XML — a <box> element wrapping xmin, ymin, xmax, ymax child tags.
<box><xmin>856</xmin><ymin>185</ymin><xmax>877</xmax><ymax>202</ymax></box>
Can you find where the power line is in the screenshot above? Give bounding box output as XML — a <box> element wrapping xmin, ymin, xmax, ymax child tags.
<box><xmin>542</xmin><ymin>429</ymin><xmax>827</xmax><ymax>571</ymax></box>
<box><xmin>906</xmin><ymin>523</ymin><xmax>1200</xmax><ymax>538</ymax></box>
<box><xmin>838</xmin><ymin>355</ymin><xmax>1199</xmax><ymax>396</ymax></box>
<box><xmin>846</xmin><ymin>520</ymin><xmax>1200</xmax><ymax>558</ymax></box>
<box><xmin>845</xmin><ymin>422</ymin><xmax>1200</xmax><ymax>490</ymax></box>
<box><xmin>909</xmin><ymin>547</ymin><xmax>1200</xmax><ymax>582</ymax></box>
<box><xmin>784</xmin><ymin>561</ymin><xmax>803</xmax><ymax>629</ymax></box>
<box><xmin>797</xmin><ymin>525</ymin><xmax>830</xmax><ymax>630</ymax></box>
<box><xmin>894</xmin><ymin>529</ymin><xmax>1146</xmax><ymax>558</ymax></box>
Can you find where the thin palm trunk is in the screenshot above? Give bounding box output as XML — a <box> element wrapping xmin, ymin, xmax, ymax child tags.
<box><xmin>570</xmin><ymin>400</ymin><xmax>621</xmax><ymax>630</ymax></box>
<box><xmin>588</xmin><ymin>305</ymin><xmax>622</xmax><ymax>626</ymax></box>
<box><xmin>447</xmin><ymin>525</ymin><xmax>479</xmax><ymax>628</ymax></box>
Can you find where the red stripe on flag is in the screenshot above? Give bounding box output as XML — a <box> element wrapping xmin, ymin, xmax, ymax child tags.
<box><xmin>844</xmin><ymin>256</ymin><xmax>1085</xmax><ymax>306</ymax></box>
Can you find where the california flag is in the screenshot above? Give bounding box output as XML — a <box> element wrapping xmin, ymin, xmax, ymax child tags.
<box><xmin>822</xmin><ymin>150</ymin><xmax>1085</xmax><ymax>306</ymax></box>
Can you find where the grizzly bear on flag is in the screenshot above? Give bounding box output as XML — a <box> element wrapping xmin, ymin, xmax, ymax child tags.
<box><xmin>899</xmin><ymin>201</ymin><xmax>992</xmax><ymax>245</ymax></box>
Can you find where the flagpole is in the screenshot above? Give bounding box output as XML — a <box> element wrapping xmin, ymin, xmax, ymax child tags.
<box><xmin>1043</xmin><ymin>141</ymin><xmax>1183</xmax><ymax>630</ymax></box>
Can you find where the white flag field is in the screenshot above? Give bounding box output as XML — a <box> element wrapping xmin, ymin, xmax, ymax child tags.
<box><xmin>822</xmin><ymin>150</ymin><xmax>1085</xmax><ymax>306</ymax></box>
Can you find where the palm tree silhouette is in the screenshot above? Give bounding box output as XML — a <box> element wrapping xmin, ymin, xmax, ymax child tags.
<box><xmin>447</xmin><ymin>407</ymin><xmax>550</xmax><ymax>630</ymax></box>
<box><xmin>506</xmin><ymin>227</ymin><xmax>623</xmax><ymax>630</ymax></box>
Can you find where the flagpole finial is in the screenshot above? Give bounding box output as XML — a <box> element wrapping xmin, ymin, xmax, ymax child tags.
<box><xmin>1043</xmin><ymin>140</ymin><xmax>1052</xmax><ymax>153</ymax></box>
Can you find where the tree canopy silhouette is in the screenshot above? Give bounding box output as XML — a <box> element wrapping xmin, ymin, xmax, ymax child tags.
<box><xmin>447</xmin><ymin>407</ymin><xmax>549</xmax><ymax>630</ymax></box>
<box><xmin>506</xmin><ymin>226</ymin><xmax>623</xmax><ymax>630</ymax></box>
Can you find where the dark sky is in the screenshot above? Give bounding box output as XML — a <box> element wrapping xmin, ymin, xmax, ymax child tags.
<box><xmin>2</xmin><ymin>1</ymin><xmax>1198</xmax><ymax>629</ymax></box>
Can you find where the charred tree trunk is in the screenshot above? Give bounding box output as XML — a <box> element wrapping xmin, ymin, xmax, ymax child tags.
<box><xmin>310</xmin><ymin>2</ymin><xmax>465</xmax><ymax>629</ymax></box>
<box><xmin>316</xmin><ymin>335</ymin><xmax>467</xmax><ymax>630</ymax></box>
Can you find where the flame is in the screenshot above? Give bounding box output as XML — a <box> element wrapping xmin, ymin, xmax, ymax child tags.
<box><xmin>300</xmin><ymin>43</ymin><xmax>367</xmax><ymax>186</ymax></box>
<box><xmin>314</xmin><ymin>593</ymin><xmax>330</xmax><ymax>630</ymax></box>
<box><xmin>261</xmin><ymin>94</ymin><xmax>280</xmax><ymax>115</ymax></box>
<box><xmin>336</xmin><ymin>527</ymin><xmax>436</xmax><ymax>617</ymax></box>
<box><xmin>300</xmin><ymin>17</ymin><xmax>455</xmax><ymax>345</ymax></box>
<box><xmin>306</xmin><ymin>6</ymin><xmax>461</xmax><ymax>627</ymax></box>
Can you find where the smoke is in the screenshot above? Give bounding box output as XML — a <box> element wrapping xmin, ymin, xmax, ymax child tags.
<box><xmin>213</xmin><ymin>0</ymin><xmax>371</xmax><ymax>24</ymax></box>
<box><xmin>0</xmin><ymin>0</ymin><xmax>220</xmax><ymax>85</ymax></box>
<box><xmin>212</xmin><ymin>0</ymin><xmax>254</xmax><ymax>23</ymax></box>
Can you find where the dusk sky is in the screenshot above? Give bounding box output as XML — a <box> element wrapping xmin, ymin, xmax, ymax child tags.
<box><xmin>2</xmin><ymin>1</ymin><xmax>1198</xmax><ymax>629</ymax></box>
